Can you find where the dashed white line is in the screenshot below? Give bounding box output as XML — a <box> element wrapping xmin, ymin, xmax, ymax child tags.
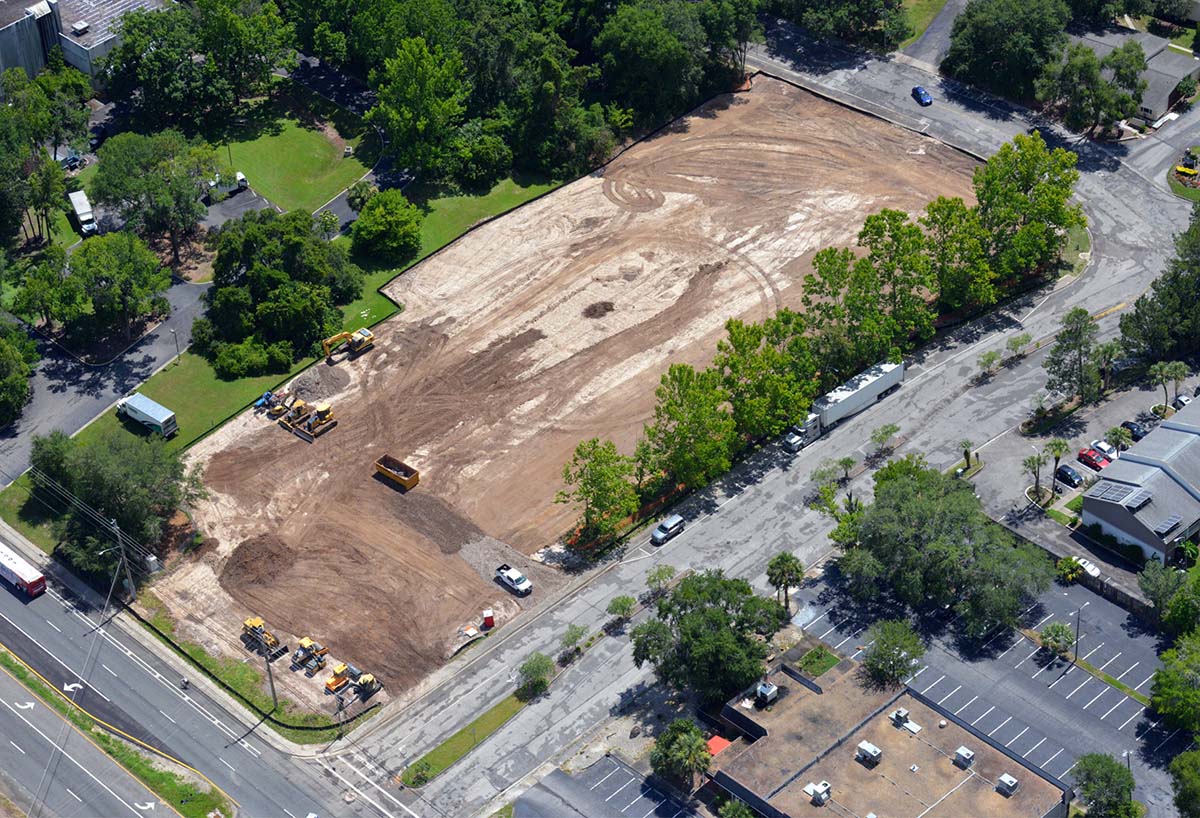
<box><xmin>219</xmin><ymin>757</ymin><xmax>236</xmax><ymax>772</ymax></box>
<box><xmin>988</xmin><ymin>716</ymin><xmax>1012</xmax><ymax>736</ymax></box>
<box><xmin>970</xmin><ymin>706</ymin><xmax>995</xmax><ymax>725</ymax></box>
<box><xmin>66</xmin><ymin>788</ymin><xmax>81</xmax><ymax>802</ymax></box>
<box><xmin>158</xmin><ymin>709</ymin><xmax>176</xmax><ymax>725</ymax></box>
<box><xmin>954</xmin><ymin>695</ymin><xmax>978</xmax><ymax>715</ymax></box>
<box><xmin>44</xmin><ymin>620</ymin><xmax>61</xmax><ymax>633</ymax></box>
<box><xmin>8</xmin><ymin>741</ymin><xmax>23</xmax><ymax>754</ymax></box>
<box><xmin>936</xmin><ymin>685</ymin><xmax>961</xmax><ymax>705</ymax></box>
<box><xmin>101</xmin><ymin>663</ymin><xmax>117</xmax><ymax>677</ymax></box>
<box><xmin>920</xmin><ymin>674</ymin><xmax>945</xmax><ymax>695</ymax></box>
<box><xmin>283</xmin><ymin>810</ymin><xmax>296</xmax><ymax>818</ymax></box>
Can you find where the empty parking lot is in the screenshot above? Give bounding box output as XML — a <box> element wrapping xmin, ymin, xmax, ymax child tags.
<box><xmin>516</xmin><ymin>756</ymin><xmax>699</xmax><ymax>818</ymax></box>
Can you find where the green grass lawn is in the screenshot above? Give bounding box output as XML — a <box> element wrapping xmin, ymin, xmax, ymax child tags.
<box><xmin>900</xmin><ymin>0</ymin><xmax>949</xmax><ymax>49</ymax></box>
<box><xmin>1169</xmin><ymin>150</ymin><xmax>1200</xmax><ymax>202</ymax></box>
<box><xmin>402</xmin><ymin>693</ymin><xmax>525</xmax><ymax>786</ymax></box>
<box><xmin>1062</xmin><ymin>223</ymin><xmax>1091</xmax><ymax>276</ymax></box>
<box><xmin>1135</xmin><ymin>15</ymin><xmax>1194</xmax><ymax>50</ymax></box>
<box><xmin>796</xmin><ymin>645</ymin><xmax>840</xmax><ymax>677</ymax></box>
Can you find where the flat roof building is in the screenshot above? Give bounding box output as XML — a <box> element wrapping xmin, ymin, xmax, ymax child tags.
<box><xmin>0</xmin><ymin>0</ymin><xmax>162</xmax><ymax>79</ymax></box>
<box><xmin>1081</xmin><ymin>399</ymin><xmax>1200</xmax><ymax>562</ymax></box>
<box><xmin>710</xmin><ymin>656</ymin><xmax>1068</xmax><ymax>818</ymax></box>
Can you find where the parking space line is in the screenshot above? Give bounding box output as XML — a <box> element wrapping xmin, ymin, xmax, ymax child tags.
<box><xmin>1082</xmin><ymin>688</ymin><xmax>1109</xmax><ymax>710</ymax></box>
<box><xmin>1113</xmin><ymin>661</ymin><xmax>1139</xmax><ymax>681</ymax></box>
<box><xmin>1048</xmin><ymin>667</ymin><xmax>1075</xmax><ymax>689</ymax></box>
<box><xmin>906</xmin><ymin>665</ymin><xmax>928</xmax><ymax>685</ymax></box>
<box><xmin>936</xmin><ymin>685</ymin><xmax>961</xmax><ymax>705</ymax></box>
<box><xmin>1032</xmin><ymin>613</ymin><xmax>1054</xmax><ymax>630</ymax></box>
<box><xmin>1026</xmin><ymin>737</ymin><xmax>1047</xmax><ymax>756</ymax></box>
<box><xmin>988</xmin><ymin>716</ymin><xmax>1012</xmax><ymax>736</ymax></box>
<box><xmin>590</xmin><ymin>769</ymin><xmax>619</xmax><ymax>791</ymax></box>
<box><xmin>1096</xmin><ymin>652</ymin><xmax>1122</xmax><ymax>672</ymax></box>
<box><xmin>1065</xmin><ymin>678</ymin><xmax>1092</xmax><ymax>699</ymax></box>
<box><xmin>851</xmin><ymin>640</ymin><xmax>874</xmax><ymax>660</ymax></box>
<box><xmin>920</xmin><ymin>674</ymin><xmax>945</xmax><ymax>695</ymax></box>
<box><xmin>818</xmin><ymin>621</ymin><xmax>843</xmax><ymax>640</ymax></box>
<box><xmin>807</xmin><ymin>610</ymin><xmax>828</xmax><ymax>628</ymax></box>
<box><xmin>1119</xmin><ymin>708</ymin><xmax>1145</xmax><ymax>731</ymax></box>
<box><xmin>1101</xmin><ymin>698</ymin><xmax>1128</xmax><ymax>720</ymax></box>
<box><xmin>606</xmin><ymin>779</ymin><xmax>634</xmax><ymax>802</ymax></box>
<box><xmin>1031</xmin><ymin>658</ymin><xmax>1059</xmax><ymax>679</ymax></box>
<box><xmin>997</xmin><ymin>637</ymin><xmax>1024</xmax><ymax>659</ymax></box>
<box><xmin>954</xmin><ymin>695</ymin><xmax>978</xmax><ymax>715</ymax></box>
<box><xmin>624</xmin><ymin>791</ymin><xmax>643</xmax><ymax>811</ymax></box>
<box><xmin>1044</xmin><ymin>748</ymin><xmax>1063</xmax><ymax>766</ymax></box>
<box><xmin>1014</xmin><ymin>646</ymin><xmax>1040</xmax><ymax>669</ymax></box>
<box><xmin>1007</xmin><ymin>726</ymin><xmax>1029</xmax><ymax>745</ymax></box>
<box><xmin>1134</xmin><ymin>673</ymin><xmax>1154</xmax><ymax>692</ymax></box>
<box><xmin>1080</xmin><ymin>643</ymin><xmax>1103</xmax><ymax>662</ymax></box>
<box><xmin>970</xmin><ymin>706</ymin><xmax>995</xmax><ymax>725</ymax></box>
<box><xmin>640</xmin><ymin>807</ymin><xmax>658</xmax><ymax>818</ymax></box>
<box><xmin>1153</xmin><ymin>728</ymin><xmax>1182</xmax><ymax>753</ymax></box>
<box><xmin>1063</xmin><ymin>761</ymin><xmax>1078</xmax><ymax>777</ymax></box>
<box><xmin>834</xmin><ymin>631</ymin><xmax>861</xmax><ymax>650</ymax></box>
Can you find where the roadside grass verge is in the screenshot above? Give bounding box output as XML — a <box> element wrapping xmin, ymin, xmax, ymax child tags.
<box><xmin>0</xmin><ymin>646</ymin><xmax>231</xmax><ymax>818</ymax></box>
<box><xmin>945</xmin><ymin>456</ymin><xmax>984</xmax><ymax>479</ymax></box>
<box><xmin>1045</xmin><ymin>507</ymin><xmax>1077</xmax><ymax>528</ymax></box>
<box><xmin>900</xmin><ymin>0</ymin><xmax>949</xmax><ymax>49</ymax></box>
<box><xmin>1062</xmin><ymin>223</ymin><xmax>1091</xmax><ymax>277</ymax></box>
<box><xmin>1169</xmin><ymin>171</ymin><xmax>1200</xmax><ymax>203</ymax></box>
<box><xmin>796</xmin><ymin>645</ymin><xmax>839</xmax><ymax>677</ymax></box>
<box><xmin>1065</xmin><ymin>495</ymin><xmax>1084</xmax><ymax>513</ymax></box>
<box><xmin>402</xmin><ymin>693</ymin><xmax>525</xmax><ymax>786</ymax></box>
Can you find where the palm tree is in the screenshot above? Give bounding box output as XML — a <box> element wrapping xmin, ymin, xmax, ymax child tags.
<box><xmin>767</xmin><ymin>551</ymin><xmax>804</xmax><ymax>611</ymax></box>
<box><xmin>673</xmin><ymin>730</ymin><xmax>712</xmax><ymax>791</ymax></box>
<box><xmin>1024</xmin><ymin>452</ymin><xmax>1047</xmax><ymax>502</ymax></box>
<box><xmin>1149</xmin><ymin>361</ymin><xmax>1170</xmax><ymax>409</ymax></box>
<box><xmin>1093</xmin><ymin>340</ymin><xmax>1121</xmax><ymax>392</ymax></box>
<box><xmin>1166</xmin><ymin>360</ymin><xmax>1189</xmax><ymax>404</ymax></box>
<box><xmin>1105</xmin><ymin>426</ymin><xmax>1133</xmax><ymax>453</ymax></box>
<box><xmin>960</xmin><ymin>439</ymin><xmax>974</xmax><ymax>468</ymax></box>
<box><xmin>1044</xmin><ymin>439</ymin><xmax>1070</xmax><ymax>495</ymax></box>
<box><xmin>346</xmin><ymin>180</ymin><xmax>377</xmax><ymax>214</ymax></box>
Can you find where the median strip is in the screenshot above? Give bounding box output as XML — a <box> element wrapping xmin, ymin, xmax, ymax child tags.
<box><xmin>401</xmin><ymin>693</ymin><xmax>526</xmax><ymax>786</ymax></box>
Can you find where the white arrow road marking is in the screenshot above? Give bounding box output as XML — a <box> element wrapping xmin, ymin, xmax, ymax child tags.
<box><xmin>62</xmin><ymin>682</ymin><xmax>83</xmax><ymax>693</ymax></box>
<box><xmin>14</xmin><ymin>702</ymin><xmax>33</xmax><ymax>710</ymax></box>
<box><xmin>133</xmin><ymin>801</ymin><xmax>156</xmax><ymax>811</ymax></box>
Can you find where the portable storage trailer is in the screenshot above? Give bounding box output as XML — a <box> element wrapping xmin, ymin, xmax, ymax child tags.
<box><xmin>798</xmin><ymin>362</ymin><xmax>904</xmax><ymax>446</ymax></box>
<box><xmin>116</xmin><ymin>393</ymin><xmax>178</xmax><ymax>437</ymax></box>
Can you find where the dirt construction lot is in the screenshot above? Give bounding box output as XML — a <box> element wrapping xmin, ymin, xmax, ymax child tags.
<box><xmin>157</xmin><ymin>76</ymin><xmax>977</xmax><ymax>698</ymax></box>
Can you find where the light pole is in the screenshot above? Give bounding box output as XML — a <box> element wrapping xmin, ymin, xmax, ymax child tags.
<box><xmin>1122</xmin><ymin>749</ymin><xmax>1134</xmax><ymax>804</ymax></box>
<box><xmin>170</xmin><ymin>328</ymin><xmax>180</xmax><ymax>363</ymax></box>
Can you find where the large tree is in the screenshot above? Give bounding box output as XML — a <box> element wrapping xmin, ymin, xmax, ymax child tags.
<box><xmin>1170</xmin><ymin>750</ymin><xmax>1200</xmax><ymax>818</ymax></box>
<box><xmin>1073</xmin><ymin>753</ymin><xmax>1137</xmax><ymax>818</ymax></box>
<box><xmin>766</xmin><ymin>551</ymin><xmax>804</xmax><ymax>610</ymax></box>
<box><xmin>1139</xmin><ymin>559</ymin><xmax>1187</xmax><ymax>622</ymax></box>
<box><xmin>643</xmin><ymin>363</ymin><xmax>737</xmax><ymax>490</ymax></box>
<box><xmin>349</xmin><ymin>188</ymin><xmax>423</xmax><ymax>261</ymax></box>
<box><xmin>70</xmin><ymin>233</ymin><xmax>171</xmax><ymax>338</ymax></box>
<box><xmin>1037</xmin><ymin>42</ymin><xmax>1147</xmax><ymax>132</ymax></box>
<box><xmin>920</xmin><ymin>196</ymin><xmax>995</xmax><ymax>313</ymax></box>
<box><xmin>973</xmin><ymin>131</ymin><xmax>1085</xmax><ymax>282</ymax></box>
<box><xmin>783</xmin><ymin>0</ymin><xmax>912</xmax><ymax>50</ymax></box>
<box><xmin>1044</xmin><ymin>306</ymin><xmax>1100</xmax><ymax>402</ymax></box>
<box><xmin>367</xmin><ymin>37</ymin><xmax>469</xmax><ymax>175</ymax></box>
<box><xmin>1152</xmin><ymin>629</ymin><xmax>1200</xmax><ymax>731</ymax></box>
<box><xmin>556</xmin><ymin>438</ymin><xmax>639</xmax><ymax>543</ymax></box>
<box><xmin>862</xmin><ymin>619</ymin><xmax>924</xmax><ymax>685</ymax></box>
<box><xmin>712</xmin><ymin>310</ymin><xmax>819</xmax><ymax>441</ymax></box>
<box><xmin>943</xmin><ymin>0</ymin><xmax>1071</xmax><ymax>98</ymax></box>
<box><xmin>195</xmin><ymin>0</ymin><xmax>295</xmax><ymax>103</ymax></box>
<box><xmin>0</xmin><ymin>321</ymin><xmax>38</xmax><ymax>426</ymax></box>
<box><xmin>857</xmin><ymin>209</ymin><xmax>937</xmax><ymax>344</ymax></box>
<box><xmin>1122</xmin><ymin>205</ymin><xmax>1200</xmax><ymax>361</ymax></box>
<box><xmin>631</xmin><ymin>570</ymin><xmax>786</xmax><ymax>703</ymax></box>
<box><xmin>802</xmin><ymin>247</ymin><xmax>891</xmax><ymax>379</ymax></box>
<box><xmin>649</xmin><ymin>719</ymin><xmax>711</xmax><ymax>788</ymax></box>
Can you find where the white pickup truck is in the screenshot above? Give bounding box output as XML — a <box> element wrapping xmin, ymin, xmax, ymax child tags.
<box><xmin>496</xmin><ymin>564</ymin><xmax>532</xmax><ymax>596</ymax></box>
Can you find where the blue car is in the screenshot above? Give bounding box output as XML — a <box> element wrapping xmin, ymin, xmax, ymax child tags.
<box><xmin>912</xmin><ymin>86</ymin><xmax>933</xmax><ymax>106</ymax></box>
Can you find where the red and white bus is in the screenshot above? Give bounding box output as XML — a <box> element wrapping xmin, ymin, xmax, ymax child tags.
<box><xmin>0</xmin><ymin>540</ymin><xmax>46</xmax><ymax>598</ymax></box>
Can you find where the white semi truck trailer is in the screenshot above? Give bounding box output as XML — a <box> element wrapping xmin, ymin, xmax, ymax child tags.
<box><xmin>785</xmin><ymin>361</ymin><xmax>905</xmax><ymax>450</ymax></box>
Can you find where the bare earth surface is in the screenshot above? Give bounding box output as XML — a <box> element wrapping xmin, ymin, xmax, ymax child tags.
<box><xmin>158</xmin><ymin>77</ymin><xmax>977</xmax><ymax>694</ymax></box>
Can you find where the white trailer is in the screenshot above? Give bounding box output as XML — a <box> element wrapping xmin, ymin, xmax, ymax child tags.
<box><xmin>117</xmin><ymin>392</ymin><xmax>178</xmax><ymax>438</ymax></box>
<box><xmin>67</xmin><ymin>190</ymin><xmax>97</xmax><ymax>235</ymax></box>
<box><xmin>795</xmin><ymin>361</ymin><xmax>904</xmax><ymax>447</ymax></box>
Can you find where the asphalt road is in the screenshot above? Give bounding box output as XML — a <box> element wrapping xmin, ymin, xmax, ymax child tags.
<box><xmin>0</xmin><ymin>663</ymin><xmax>162</xmax><ymax>818</ymax></box>
<box><xmin>901</xmin><ymin>0</ymin><xmax>967</xmax><ymax>67</ymax></box>
<box><xmin>323</xmin><ymin>19</ymin><xmax>1193</xmax><ymax>818</ymax></box>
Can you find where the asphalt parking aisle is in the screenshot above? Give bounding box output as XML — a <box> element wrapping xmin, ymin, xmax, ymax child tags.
<box><xmin>575</xmin><ymin>756</ymin><xmax>700</xmax><ymax>818</ymax></box>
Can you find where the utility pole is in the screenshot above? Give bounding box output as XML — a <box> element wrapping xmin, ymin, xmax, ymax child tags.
<box><xmin>253</xmin><ymin>630</ymin><xmax>279</xmax><ymax>713</ymax></box>
<box><xmin>109</xmin><ymin>518</ymin><xmax>136</xmax><ymax>603</ymax></box>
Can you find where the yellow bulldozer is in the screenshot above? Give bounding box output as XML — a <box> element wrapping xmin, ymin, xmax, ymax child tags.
<box><xmin>322</xmin><ymin>328</ymin><xmax>374</xmax><ymax>361</ymax></box>
<box><xmin>242</xmin><ymin>617</ymin><xmax>288</xmax><ymax>660</ymax></box>
<box><xmin>292</xmin><ymin>403</ymin><xmax>337</xmax><ymax>442</ymax></box>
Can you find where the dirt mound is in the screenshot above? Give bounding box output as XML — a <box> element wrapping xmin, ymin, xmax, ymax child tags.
<box><xmin>289</xmin><ymin>366</ymin><xmax>351</xmax><ymax>403</ymax></box>
<box><xmin>219</xmin><ymin>534</ymin><xmax>292</xmax><ymax>591</ymax></box>
<box><xmin>583</xmin><ymin>301</ymin><xmax>615</xmax><ymax>318</ymax></box>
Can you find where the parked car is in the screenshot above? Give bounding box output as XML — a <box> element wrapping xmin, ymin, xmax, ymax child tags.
<box><xmin>1121</xmin><ymin>420</ymin><xmax>1148</xmax><ymax>441</ymax></box>
<box><xmin>912</xmin><ymin>86</ymin><xmax>933</xmax><ymax>106</ymax></box>
<box><xmin>1175</xmin><ymin>394</ymin><xmax>1193</xmax><ymax>411</ymax></box>
<box><xmin>1077</xmin><ymin>448</ymin><xmax>1111</xmax><ymax>471</ymax></box>
<box><xmin>650</xmin><ymin>514</ymin><xmax>685</xmax><ymax>545</ymax></box>
<box><xmin>1055</xmin><ymin>464</ymin><xmax>1083</xmax><ymax>488</ymax></box>
<box><xmin>1091</xmin><ymin>439</ymin><xmax>1118</xmax><ymax>459</ymax></box>
<box><xmin>1075</xmin><ymin>557</ymin><xmax>1101</xmax><ymax>578</ymax></box>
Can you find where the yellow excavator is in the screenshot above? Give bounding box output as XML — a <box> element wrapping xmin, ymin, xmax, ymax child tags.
<box><xmin>322</xmin><ymin>328</ymin><xmax>374</xmax><ymax>361</ymax></box>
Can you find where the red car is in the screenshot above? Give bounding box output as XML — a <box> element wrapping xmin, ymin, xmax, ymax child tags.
<box><xmin>1077</xmin><ymin>448</ymin><xmax>1111</xmax><ymax>471</ymax></box>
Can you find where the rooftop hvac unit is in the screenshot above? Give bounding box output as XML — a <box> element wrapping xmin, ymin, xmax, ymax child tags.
<box><xmin>802</xmin><ymin>780</ymin><xmax>831</xmax><ymax>806</ymax></box>
<box><xmin>891</xmin><ymin>707</ymin><xmax>910</xmax><ymax>726</ymax></box>
<box><xmin>756</xmin><ymin>681</ymin><xmax>778</xmax><ymax>705</ymax></box>
<box><xmin>70</xmin><ymin>20</ymin><xmax>89</xmax><ymax>36</ymax></box>
<box><xmin>955</xmin><ymin>746</ymin><xmax>975</xmax><ymax>769</ymax></box>
<box><xmin>997</xmin><ymin>773</ymin><xmax>1020</xmax><ymax>796</ymax></box>
<box><xmin>855</xmin><ymin>741</ymin><xmax>882</xmax><ymax>766</ymax></box>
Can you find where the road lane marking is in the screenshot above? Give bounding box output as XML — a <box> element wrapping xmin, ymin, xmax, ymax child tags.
<box><xmin>317</xmin><ymin>759</ymin><xmax>402</xmax><ymax>818</ymax></box>
<box><xmin>920</xmin><ymin>675</ymin><xmax>945</xmax><ymax>694</ymax></box>
<box><xmin>158</xmin><ymin>709</ymin><xmax>176</xmax><ymax>725</ymax></box>
<box><xmin>44</xmin><ymin>620</ymin><xmax>61</xmax><ymax>633</ymax></box>
<box><xmin>1114</xmin><ymin>661</ymin><xmax>1139</xmax><ymax>681</ymax></box>
<box><xmin>1044</xmin><ymin>748</ymin><xmax>1063</xmax><ymax>766</ymax></box>
<box><xmin>988</xmin><ymin>716</ymin><xmax>1012</xmax><ymax>736</ymax></box>
<box><xmin>1026</xmin><ymin>737</ymin><xmax>1047</xmax><ymax>756</ymax></box>
<box><xmin>606</xmin><ymin>778</ymin><xmax>634</xmax><ymax>802</ymax></box>
<box><xmin>1007</xmin><ymin>726</ymin><xmax>1029</xmax><ymax>745</ymax></box>
<box><xmin>954</xmin><ymin>695</ymin><xmax>978</xmax><ymax>715</ymax></box>
<box><xmin>1119</xmin><ymin>708</ymin><xmax>1145</xmax><ymax>731</ymax></box>
<box><xmin>219</xmin><ymin>757</ymin><xmax>235</xmax><ymax>772</ymax></box>
<box><xmin>101</xmin><ymin>664</ymin><xmax>117</xmax><ymax>677</ymax></box>
<box><xmin>346</xmin><ymin>760</ymin><xmax>416</xmax><ymax>814</ymax></box>
<box><xmin>936</xmin><ymin>685</ymin><xmax>961</xmax><ymax>705</ymax></box>
<box><xmin>283</xmin><ymin>811</ymin><xmax>296</xmax><ymax>818</ymax></box>
<box><xmin>66</xmin><ymin>788</ymin><xmax>81</xmax><ymax>802</ymax></box>
<box><xmin>1097</xmin><ymin>652</ymin><xmax>1122</xmax><ymax>672</ymax></box>
<box><xmin>8</xmin><ymin>740</ymin><xmax>23</xmax><ymax>754</ymax></box>
<box><xmin>970</xmin><ymin>706</ymin><xmax>995</xmax><ymax>725</ymax></box>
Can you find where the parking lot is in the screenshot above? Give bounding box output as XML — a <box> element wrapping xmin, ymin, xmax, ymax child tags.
<box><xmin>791</xmin><ymin>577</ymin><xmax>1189</xmax><ymax>812</ymax></box>
<box><xmin>515</xmin><ymin>756</ymin><xmax>701</xmax><ymax>818</ymax></box>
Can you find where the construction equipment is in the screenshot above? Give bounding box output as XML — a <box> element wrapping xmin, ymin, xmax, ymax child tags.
<box><xmin>354</xmin><ymin>673</ymin><xmax>381</xmax><ymax>698</ymax></box>
<box><xmin>242</xmin><ymin>617</ymin><xmax>288</xmax><ymax>660</ymax></box>
<box><xmin>375</xmin><ymin>454</ymin><xmax>420</xmax><ymax>490</ymax></box>
<box><xmin>322</xmin><ymin>328</ymin><xmax>374</xmax><ymax>360</ymax></box>
<box><xmin>291</xmin><ymin>403</ymin><xmax>338</xmax><ymax>442</ymax></box>
<box><xmin>291</xmin><ymin>637</ymin><xmax>328</xmax><ymax>668</ymax></box>
<box><xmin>267</xmin><ymin>393</ymin><xmax>295</xmax><ymax>418</ymax></box>
<box><xmin>303</xmin><ymin>653</ymin><xmax>327</xmax><ymax>677</ymax></box>
<box><xmin>279</xmin><ymin>399</ymin><xmax>308</xmax><ymax>426</ymax></box>
<box><xmin>325</xmin><ymin>662</ymin><xmax>351</xmax><ymax>694</ymax></box>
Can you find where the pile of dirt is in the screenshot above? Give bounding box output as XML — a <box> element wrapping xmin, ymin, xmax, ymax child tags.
<box><xmin>583</xmin><ymin>301</ymin><xmax>615</xmax><ymax>318</ymax></box>
<box><xmin>288</xmin><ymin>366</ymin><xmax>351</xmax><ymax>402</ymax></box>
<box><xmin>219</xmin><ymin>534</ymin><xmax>292</xmax><ymax>591</ymax></box>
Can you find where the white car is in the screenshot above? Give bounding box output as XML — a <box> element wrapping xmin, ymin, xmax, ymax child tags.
<box><xmin>1091</xmin><ymin>439</ymin><xmax>1118</xmax><ymax>460</ymax></box>
<box><xmin>1075</xmin><ymin>557</ymin><xmax>1101</xmax><ymax>578</ymax></box>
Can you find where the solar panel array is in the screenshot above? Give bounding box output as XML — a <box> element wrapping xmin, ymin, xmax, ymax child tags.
<box><xmin>1154</xmin><ymin>514</ymin><xmax>1182</xmax><ymax>536</ymax></box>
<box><xmin>1089</xmin><ymin>482</ymin><xmax>1134</xmax><ymax>503</ymax></box>
<box><xmin>1125</xmin><ymin>488</ymin><xmax>1153</xmax><ymax>510</ymax></box>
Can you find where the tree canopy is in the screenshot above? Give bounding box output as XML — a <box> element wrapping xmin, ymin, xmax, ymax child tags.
<box><xmin>1152</xmin><ymin>628</ymin><xmax>1200</xmax><ymax>731</ymax></box>
<box><xmin>943</xmin><ymin>0</ymin><xmax>1071</xmax><ymax>98</ymax></box>
<box><xmin>1122</xmin><ymin>204</ymin><xmax>1200</xmax><ymax>362</ymax></box>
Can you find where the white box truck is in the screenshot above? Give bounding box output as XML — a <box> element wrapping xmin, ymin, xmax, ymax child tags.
<box><xmin>786</xmin><ymin>361</ymin><xmax>905</xmax><ymax>449</ymax></box>
<box><xmin>68</xmin><ymin>190</ymin><xmax>97</xmax><ymax>235</ymax></box>
<box><xmin>117</xmin><ymin>393</ymin><xmax>178</xmax><ymax>437</ymax></box>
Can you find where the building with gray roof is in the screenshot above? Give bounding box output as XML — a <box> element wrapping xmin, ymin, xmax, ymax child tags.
<box><xmin>1081</xmin><ymin>400</ymin><xmax>1200</xmax><ymax>561</ymax></box>
<box><xmin>1069</xmin><ymin>28</ymin><xmax>1200</xmax><ymax>122</ymax></box>
<box><xmin>0</xmin><ymin>0</ymin><xmax>161</xmax><ymax>79</ymax></box>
